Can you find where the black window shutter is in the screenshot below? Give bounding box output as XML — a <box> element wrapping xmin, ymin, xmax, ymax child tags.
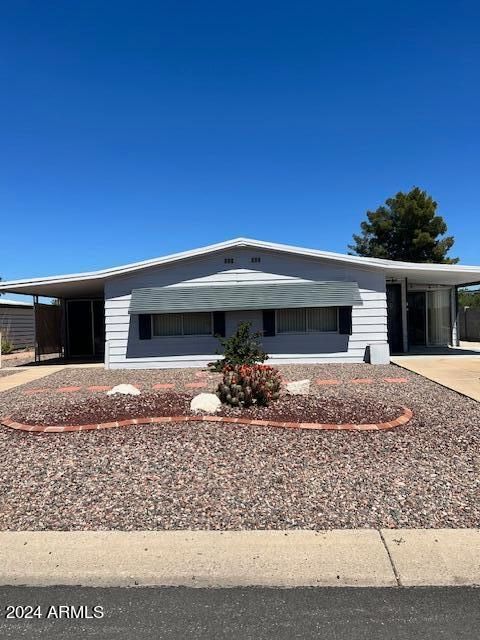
<box><xmin>262</xmin><ymin>310</ymin><xmax>276</xmax><ymax>337</ymax></box>
<box><xmin>139</xmin><ymin>314</ymin><xmax>152</xmax><ymax>340</ymax></box>
<box><xmin>338</xmin><ymin>306</ymin><xmax>352</xmax><ymax>335</ymax></box>
<box><xmin>213</xmin><ymin>311</ymin><xmax>226</xmax><ymax>337</ymax></box>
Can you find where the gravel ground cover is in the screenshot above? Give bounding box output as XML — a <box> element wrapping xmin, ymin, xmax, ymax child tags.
<box><xmin>0</xmin><ymin>350</ymin><xmax>35</xmax><ymax>367</ymax></box>
<box><xmin>8</xmin><ymin>390</ymin><xmax>403</xmax><ymax>426</ymax></box>
<box><xmin>11</xmin><ymin>366</ymin><xmax>222</xmax><ymax>390</ymax></box>
<box><xmin>0</xmin><ymin>363</ymin><xmax>479</xmax><ymax>530</ymax></box>
<box><xmin>0</xmin><ymin>370</ymin><xmax>18</xmax><ymax>378</ymax></box>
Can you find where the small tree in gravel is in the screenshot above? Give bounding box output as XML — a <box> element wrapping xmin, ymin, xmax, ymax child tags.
<box><xmin>1</xmin><ymin>332</ymin><xmax>13</xmax><ymax>355</ymax></box>
<box><xmin>209</xmin><ymin>322</ymin><xmax>268</xmax><ymax>371</ymax></box>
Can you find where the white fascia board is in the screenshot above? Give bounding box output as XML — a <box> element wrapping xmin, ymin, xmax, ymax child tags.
<box><xmin>0</xmin><ymin>237</ymin><xmax>479</xmax><ymax>292</ymax></box>
<box><xmin>0</xmin><ymin>238</ymin><xmax>244</xmax><ymax>290</ymax></box>
<box><xmin>0</xmin><ymin>298</ymin><xmax>33</xmax><ymax>307</ymax></box>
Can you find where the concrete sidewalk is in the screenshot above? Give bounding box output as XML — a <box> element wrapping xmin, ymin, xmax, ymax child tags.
<box><xmin>0</xmin><ymin>530</ymin><xmax>478</xmax><ymax>588</ymax></box>
<box><xmin>0</xmin><ymin>362</ymin><xmax>105</xmax><ymax>393</ymax></box>
<box><xmin>391</xmin><ymin>355</ymin><xmax>480</xmax><ymax>402</ymax></box>
<box><xmin>0</xmin><ymin>365</ymin><xmax>65</xmax><ymax>393</ymax></box>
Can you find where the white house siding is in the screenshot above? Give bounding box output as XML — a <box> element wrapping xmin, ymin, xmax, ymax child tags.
<box><xmin>104</xmin><ymin>248</ymin><xmax>388</xmax><ymax>369</ymax></box>
<box><xmin>0</xmin><ymin>306</ymin><xmax>34</xmax><ymax>349</ymax></box>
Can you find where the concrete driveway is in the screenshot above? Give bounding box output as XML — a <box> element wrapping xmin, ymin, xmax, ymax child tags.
<box><xmin>391</xmin><ymin>354</ymin><xmax>480</xmax><ymax>401</ymax></box>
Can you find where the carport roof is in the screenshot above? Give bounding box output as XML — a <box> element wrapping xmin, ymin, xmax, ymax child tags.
<box><xmin>0</xmin><ymin>237</ymin><xmax>480</xmax><ymax>298</ymax></box>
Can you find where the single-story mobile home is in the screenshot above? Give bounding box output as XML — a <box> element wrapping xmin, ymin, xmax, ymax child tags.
<box><xmin>0</xmin><ymin>238</ymin><xmax>479</xmax><ymax>368</ymax></box>
<box><xmin>0</xmin><ymin>298</ymin><xmax>34</xmax><ymax>350</ymax></box>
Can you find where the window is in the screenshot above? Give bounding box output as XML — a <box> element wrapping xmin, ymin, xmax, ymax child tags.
<box><xmin>152</xmin><ymin>312</ymin><xmax>212</xmax><ymax>337</ymax></box>
<box><xmin>183</xmin><ymin>312</ymin><xmax>212</xmax><ymax>336</ymax></box>
<box><xmin>307</xmin><ymin>307</ymin><xmax>338</xmax><ymax>332</ymax></box>
<box><xmin>224</xmin><ymin>257</ymin><xmax>234</xmax><ymax>264</ymax></box>
<box><xmin>276</xmin><ymin>307</ymin><xmax>338</xmax><ymax>334</ymax></box>
<box><xmin>251</xmin><ymin>257</ymin><xmax>261</xmax><ymax>263</ymax></box>
<box><xmin>152</xmin><ymin>313</ymin><xmax>182</xmax><ymax>336</ymax></box>
<box><xmin>277</xmin><ymin>308</ymin><xmax>305</xmax><ymax>333</ymax></box>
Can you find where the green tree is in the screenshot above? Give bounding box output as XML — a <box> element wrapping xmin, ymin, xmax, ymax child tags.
<box><xmin>209</xmin><ymin>322</ymin><xmax>268</xmax><ymax>371</ymax></box>
<box><xmin>458</xmin><ymin>289</ymin><xmax>480</xmax><ymax>308</ymax></box>
<box><xmin>349</xmin><ymin>187</ymin><xmax>458</xmax><ymax>263</ymax></box>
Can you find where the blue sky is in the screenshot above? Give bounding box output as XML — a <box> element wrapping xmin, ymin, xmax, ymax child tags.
<box><xmin>1</xmin><ymin>0</ymin><xmax>479</xmax><ymax>291</ymax></box>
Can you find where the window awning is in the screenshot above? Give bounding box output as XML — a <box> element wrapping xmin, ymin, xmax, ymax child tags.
<box><xmin>129</xmin><ymin>281</ymin><xmax>363</xmax><ymax>314</ymax></box>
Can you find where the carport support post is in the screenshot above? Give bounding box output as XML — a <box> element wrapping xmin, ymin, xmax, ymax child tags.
<box><xmin>451</xmin><ymin>286</ymin><xmax>460</xmax><ymax>347</ymax></box>
<box><xmin>401</xmin><ymin>277</ymin><xmax>408</xmax><ymax>353</ymax></box>
<box><xmin>104</xmin><ymin>339</ymin><xmax>110</xmax><ymax>370</ymax></box>
<box><xmin>33</xmin><ymin>295</ymin><xmax>40</xmax><ymax>364</ymax></box>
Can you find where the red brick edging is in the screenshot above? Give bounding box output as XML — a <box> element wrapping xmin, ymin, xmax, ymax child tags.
<box><xmin>0</xmin><ymin>408</ymin><xmax>413</xmax><ymax>434</ymax></box>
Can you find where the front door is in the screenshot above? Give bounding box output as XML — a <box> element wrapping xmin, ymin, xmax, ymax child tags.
<box><xmin>386</xmin><ymin>284</ymin><xmax>404</xmax><ymax>353</ymax></box>
<box><xmin>407</xmin><ymin>292</ymin><xmax>427</xmax><ymax>346</ymax></box>
<box><xmin>66</xmin><ymin>300</ymin><xmax>105</xmax><ymax>358</ymax></box>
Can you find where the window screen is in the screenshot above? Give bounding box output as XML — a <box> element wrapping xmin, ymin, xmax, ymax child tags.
<box><xmin>153</xmin><ymin>313</ymin><xmax>182</xmax><ymax>336</ymax></box>
<box><xmin>152</xmin><ymin>312</ymin><xmax>212</xmax><ymax>337</ymax></box>
<box><xmin>277</xmin><ymin>308</ymin><xmax>306</xmax><ymax>333</ymax></box>
<box><xmin>183</xmin><ymin>312</ymin><xmax>212</xmax><ymax>336</ymax></box>
<box><xmin>307</xmin><ymin>307</ymin><xmax>337</xmax><ymax>332</ymax></box>
<box><xmin>277</xmin><ymin>308</ymin><xmax>338</xmax><ymax>334</ymax></box>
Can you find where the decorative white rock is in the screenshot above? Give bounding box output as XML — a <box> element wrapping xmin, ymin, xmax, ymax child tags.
<box><xmin>286</xmin><ymin>379</ymin><xmax>311</xmax><ymax>395</ymax></box>
<box><xmin>190</xmin><ymin>393</ymin><xmax>222</xmax><ymax>414</ymax></box>
<box><xmin>107</xmin><ymin>384</ymin><xmax>141</xmax><ymax>396</ymax></box>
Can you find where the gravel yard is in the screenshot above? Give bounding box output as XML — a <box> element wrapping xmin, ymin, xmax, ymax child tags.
<box><xmin>0</xmin><ymin>363</ymin><xmax>479</xmax><ymax>530</ymax></box>
<box><xmin>0</xmin><ymin>370</ymin><xmax>18</xmax><ymax>378</ymax></box>
<box><xmin>0</xmin><ymin>350</ymin><xmax>35</xmax><ymax>367</ymax></box>
<box><xmin>8</xmin><ymin>391</ymin><xmax>403</xmax><ymax>427</ymax></box>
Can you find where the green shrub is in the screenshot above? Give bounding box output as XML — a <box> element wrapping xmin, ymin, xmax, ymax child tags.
<box><xmin>1</xmin><ymin>335</ymin><xmax>13</xmax><ymax>355</ymax></box>
<box><xmin>458</xmin><ymin>290</ymin><xmax>480</xmax><ymax>308</ymax></box>
<box><xmin>209</xmin><ymin>321</ymin><xmax>268</xmax><ymax>372</ymax></box>
<box><xmin>216</xmin><ymin>364</ymin><xmax>281</xmax><ymax>407</ymax></box>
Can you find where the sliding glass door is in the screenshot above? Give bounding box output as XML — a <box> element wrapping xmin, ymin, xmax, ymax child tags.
<box><xmin>427</xmin><ymin>289</ymin><xmax>451</xmax><ymax>346</ymax></box>
<box><xmin>407</xmin><ymin>288</ymin><xmax>452</xmax><ymax>348</ymax></box>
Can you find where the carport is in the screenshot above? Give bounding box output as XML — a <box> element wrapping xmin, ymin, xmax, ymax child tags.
<box><xmin>0</xmin><ymin>275</ymin><xmax>106</xmax><ymax>363</ymax></box>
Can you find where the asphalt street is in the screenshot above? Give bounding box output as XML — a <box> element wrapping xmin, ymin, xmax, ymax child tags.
<box><xmin>0</xmin><ymin>586</ymin><xmax>479</xmax><ymax>639</ymax></box>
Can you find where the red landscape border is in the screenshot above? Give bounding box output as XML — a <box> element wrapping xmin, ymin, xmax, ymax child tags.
<box><xmin>1</xmin><ymin>407</ymin><xmax>413</xmax><ymax>434</ymax></box>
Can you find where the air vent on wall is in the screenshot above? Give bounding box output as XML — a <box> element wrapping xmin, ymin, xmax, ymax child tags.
<box><xmin>224</xmin><ymin>257</ymin><xmax>234</xmax><ymax>264</ymax></box>
<box><xmin>251</xmin><ymin>257</ymin><xmax>261</xmax><ymax>263</ymax></box>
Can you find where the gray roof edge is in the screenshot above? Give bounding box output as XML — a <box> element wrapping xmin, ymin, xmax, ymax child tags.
<box><xmin>1</xmin><ymin>237</ymin><xmax>480</xmax><ymax>292</ymax></box>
